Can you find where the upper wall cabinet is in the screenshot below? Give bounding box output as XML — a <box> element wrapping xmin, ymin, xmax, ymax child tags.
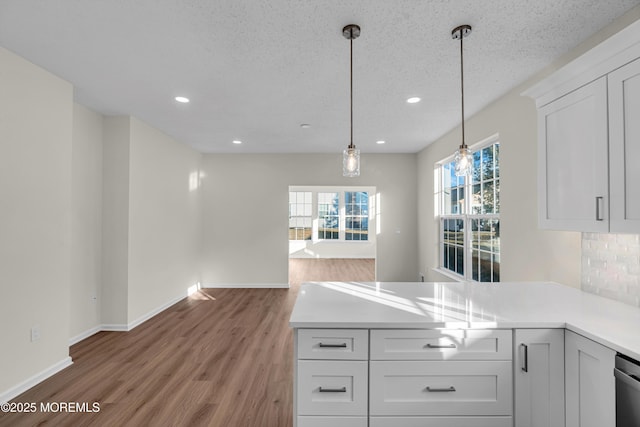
<box><xmin>524</xmin><ymin>19</ymin><xmax>640</xmax><ymax>233</ymax></box>
<box><xmin>537</xmin><ymin>77</ymin><xmax>609</xmax><ymax>232</ymax></box>
<box><xmin>609</xmin><ymin>57</ymin><xmax>640</xmax><ymax>232</ymax></box>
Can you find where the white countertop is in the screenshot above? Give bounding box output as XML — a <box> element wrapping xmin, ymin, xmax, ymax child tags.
<box><xmin>289</xmin><ymin>281</ymin><xmax>640</xmax><ymax>361</ymax></box>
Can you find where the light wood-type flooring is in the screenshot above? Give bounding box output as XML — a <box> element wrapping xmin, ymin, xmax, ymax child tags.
<box><xmin>1</xmin><ymin>258</ymin><xmax>374</xmax><ymax>427</ymax></box>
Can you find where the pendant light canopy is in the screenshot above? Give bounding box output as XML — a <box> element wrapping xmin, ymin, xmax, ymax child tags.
<box><xmin>343</xmin><ymin>24</ymin><xmax>361</xmax><ymax>177</ymax></box>
<box><xmin>452</xmin><ymin>24</ymin><xmax>473</xmax><ymax>177</ymax></box>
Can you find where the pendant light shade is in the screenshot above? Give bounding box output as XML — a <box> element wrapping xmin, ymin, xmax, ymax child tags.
<box><xmin>343</xmin><ymin>24</ymin><xmax>361</xmax><ymax>177</ymax></box>
<box><xmin>343</xmin><ymin>145</ymin><xmax>360</xmax><ymax>177</ymax></box>
<box><xmin>452</xmin><ymin>24</ymin><xmax>473</xmax><ymax>177</ymax></box>
<box><xmin>454</xmin><ymin>145</ymin><xmax>472</xmax><ymax>176</ymax></box>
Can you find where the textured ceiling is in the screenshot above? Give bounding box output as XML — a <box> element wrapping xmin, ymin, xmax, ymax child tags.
<box><xmin>1</xmin><ymin>0</ymin><xmax>638</xmax><ymax>154</ymax></box>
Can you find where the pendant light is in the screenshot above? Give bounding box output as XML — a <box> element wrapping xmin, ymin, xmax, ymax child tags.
<box><xmin>452</xmin><ymin>25</ymin><xmax>473</xmax><ymax>177</ymax></box>
<box><xmin>343</xmin><ymin>24</ymin><xmax>361</xmax><ymax>177</ymax></box>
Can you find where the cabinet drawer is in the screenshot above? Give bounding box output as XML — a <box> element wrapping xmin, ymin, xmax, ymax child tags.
<box><xmin>297</xmin><ymin>360</ymin><xmax>368</xmax><ymax>416</ymax></box>
<box><xmin>370</xmin><ymin>416</ymin><xmax>513</xmax><ymax>427</ymax></box>
<box><xmin>370</xmin><ymin>360</ymin><xmax>512</xmax><ymax>416</ymax></box>
<box><xmin>371</xmin><ymin>329</ymin><xmax>512</xmax><ymax>360</ymax></box>
<box><xmin>298</xmin><ymin>416</ymin><xmax>367</xmax><ymax>427</ymax></box>
<box><xmin>298</xmin><ymin>329</ymin><xmax>368</xmax><ymax>360</ymax></box>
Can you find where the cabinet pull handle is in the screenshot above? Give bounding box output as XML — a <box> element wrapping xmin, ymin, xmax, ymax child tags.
<box><xmin>425</xmin><ymin>343</ymin><xmax>456</xmax><ymax>349</ymax></box>
<box><xmin>426</xmin><ymin>386</ymin><xmax>456</xmax><ymax>392</ymax></box>
<box><xmin>318</xmin><ymin>343</ymin><xmax>347</xmax><ymax>348</ymax></box>
<box><xmin>596</xmin><ymin>196</ymin><xmax>604</xmax><ymax>221</ymax></box>
<box><xmin>319</xmin><ymin>387</ymin><xmax>347</xmax><ymax>393</ymax></box>
<box><xmin>521</xmin><ymin>343</ymin><xmax>528</xmax><ymax>372</ymax></box>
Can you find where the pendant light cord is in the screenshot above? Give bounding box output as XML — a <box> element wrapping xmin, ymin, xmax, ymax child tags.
<box><xmin>349</xmin><ymin>30</ymin><xmax>354</xmax><ymax>150</ymax></box>
<box><xmin>460</xmin><ymin>28</ymin><xmax>466</xmax><ymax>149</ymax></box>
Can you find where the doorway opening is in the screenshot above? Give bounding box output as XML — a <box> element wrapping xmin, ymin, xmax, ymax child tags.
<box><xmin>288</xmin><ymin>185</ymin><xmax>377</xmax><ymax>286</ymax></box>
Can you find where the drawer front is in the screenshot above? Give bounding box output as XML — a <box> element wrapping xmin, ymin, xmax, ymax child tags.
<box><xmin>298</xmin><ymin>329</ymin><xmax>369</xmax><ymax>360</ymax></box>
<box><xmin>370</xmin><ymin>416</ymin><xmax>513</xmax><ymax>427</ymax></box>
<box><xmin>370</xmin><ymin>360</ymin><xmax>512</xmax><ymax>416</ymax></box>
<box><xmin>298</xmin><ymin>360</ymin><xmax>368</xmax><ymax>416</ymax></box>
<box><xmin>371</xmin><ymin>329</ymin><xmax>512</xmax><ymax>360</ymax></box>
<box><xmin>298</xmin><ymin>416</ymin><xmax>368</xmax><ymax>427</ymax></box>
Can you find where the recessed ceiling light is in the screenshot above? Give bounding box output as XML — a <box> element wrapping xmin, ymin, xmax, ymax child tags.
<box><xmin>300</xmin><ymin>124</ymin><xmax>311</xmax><ymax>129</ymax></box>
<box><xmin>376</xmin><ymin>140</ymin><xmax>386</xmax><ymax>144</ymax></box>
<box><xmin>407</xmin><ymin>97</ymin><xmax>421</xmax><ymax>104</ymax></box>
<box><xmin>175</xmin><ymin>96</ymin><xmax>190</xmax><ymax>103</ymax></box>
<box><xmin>232</xmin><ymin>140</ymin><xmax>242</xmax><ymax>144</ymax></box>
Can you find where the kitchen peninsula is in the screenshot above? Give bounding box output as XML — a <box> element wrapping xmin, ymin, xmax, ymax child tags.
<box><xmin>289</xmin><ymin>281</ymin><xmax>640</xmax><ymax>427</ymax></box>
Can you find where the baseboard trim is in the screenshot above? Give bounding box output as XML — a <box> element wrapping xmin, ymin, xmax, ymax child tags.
<box><xmin>127</xmin><ymin>294</ymin><xmax>185</xmax><ymax>330</ymax></box>
<box><xmin>204</xmin><ymin>283</ymin><xmax>290</xmax><ymax>289</ymax></box>
<box><xmin>0</xmin><ymin>357</ymin><xmax>73</xmax><ymax>404</ymax></box>
<box><xmin>100</xmin><ymin>323</ymin><xmax>129</xmax><ymax>332</ymax></box>
<box><xmin>6</xmin><ymin>294</ymin><xmax>190</xmax><ymax>403</ymax></box>
<box><xmin>69</xmin><ymin>326</ymin><xmax>102</xmax><ymax>346</ymax></box>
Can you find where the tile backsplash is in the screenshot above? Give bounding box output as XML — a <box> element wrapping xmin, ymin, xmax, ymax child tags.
<box><xmin>582</xmin><ymin>232</ymin><xmax>640</xmax><ymax>307</ymax></box>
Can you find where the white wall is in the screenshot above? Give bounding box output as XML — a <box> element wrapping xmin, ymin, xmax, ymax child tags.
<box><xmin>201</xmin><ymin>153</ymin><xmax>418</xmax><ymax>285</ymax></box>
<box><xmin>70</xmin><ymin>103</ymin><xmax>103</xmax><ymax>341</ymax></box>
<box><xmin>127</xmin><ymin>117</ymin><xmax>202</xmax><ymax>323</ymax></box>
<box><xmin>417</xmin><ymin>7</ymin><xmax>640</xmax><ymax>288</ymax></box>
<box><xmin>101</xmin><ymin>116</ymin><xmax>131</xmax><ymax>326</ymax></box>
<box><xmin>0</xmin><ymin>47</ymin><xmax>73</xmax><ymax>396</ymax></box>
<box><xmin>101</xmin><ymin>116</ymin><xmax>203</xmax><ymax>326</ymax></box>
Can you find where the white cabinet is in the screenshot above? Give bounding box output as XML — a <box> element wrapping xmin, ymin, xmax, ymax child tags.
<box><xmin>370</xmin><ymin>329</ymin><xmax>512</xmax><ymax>361</ymax></box>
<box><xmin>565</xmin><ymin>330</ymin><xmax>615</xmax><ymax>427</ymax></box>
<box><xmin>298</xmin><ymin>329</ymin><xmax>369</xmax><ymax>360</ymax></box>
<box><xmin>369</xmin><ymin>329</ymin><xmax>513</xmax><ymax>425</ymax></box>
<box><xmin>295</xmin><ymin>329</ymin><xmax>368</xmax><ymax>427</ymax></box>
<box><xmin>514</xmin><ymin>329</ymin><xmax>565</xmax><ymax>427</ymax></box>
<box><xmin>370</xmin><ymin>360</ymin><xmax>512</xmax><ymax>416</ymax></box>
<box><xmin>369</xmin><ymin>417</ymin><xmax>513</xmax><ymax>427</ymax></box>
<box><xmin>609</xmin><ymin>57</ymin><xmax>640</xmax><ymax>232</ymax></box>
<box><xmin>297</xmin><ymin>360</ymin><xmax>368</xmax><ymax>416</ymax></box>
<box><xmin>536</xmin><ymin>78</ymin><xmax>609</xmax><ymax>232</ymax></box>
<box><xmin>524</xmin><ymin>19</ymin><xmax>640</xmax><ymax>232</ymax></box>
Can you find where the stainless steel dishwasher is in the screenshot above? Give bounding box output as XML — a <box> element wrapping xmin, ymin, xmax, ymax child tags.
<box><xmin>615</xmin><ymin>353</ymin><xmax>640</xmax><ymax>427</ymax></box>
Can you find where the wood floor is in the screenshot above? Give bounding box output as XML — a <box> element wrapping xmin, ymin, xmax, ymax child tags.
<box><xmin>1</xmin><ymin>258</ymin><xmax>374</xmax><ymax>427</ymax></box>
<box><xmin>288</xmin><ymin>258</ymin><xmax>375</xmax><ymax>284</ymax></box>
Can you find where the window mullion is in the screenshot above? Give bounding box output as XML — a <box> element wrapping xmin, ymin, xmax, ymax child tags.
<box><xmin>464</xmin><ymin>173</ymin><xmax>472</xmax><ymax>281</ymax></box>
<box><xmin>339</xmin><ymin>191</ymin><xmax>345</xmax><ymax>241</ymax></box>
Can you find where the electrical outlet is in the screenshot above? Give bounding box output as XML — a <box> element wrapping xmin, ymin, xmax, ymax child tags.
<box><xmin>31</xmin><ymin>325</ymin><xmax>41</xmax><ymax>342</ymax></box>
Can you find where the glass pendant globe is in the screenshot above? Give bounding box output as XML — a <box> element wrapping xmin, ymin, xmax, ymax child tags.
<box><xmin>343</xmin><ymin>147</ymin><xmax>360</xmax><ymax>177</ymax></box>
<box><xmin>454</xmin><ymin>146</ymin><xmax>473</xmax><ymax>177</ymax></box>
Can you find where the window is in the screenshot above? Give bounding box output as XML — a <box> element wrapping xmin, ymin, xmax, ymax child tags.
<box><xmin>437</xmin><ymin>137</ymin><xmax>500</xmax><ymax>282</ymax></box>
<box><xmin>345</xmin><ymin>191</ymin><xmax>368</xmax><ymax>241</ymax></box>
<box><xmin>318</xmin><ymin>192</ymin><xmax>339</xmax><ymax>240</ymax></box>
<box><xmin>288</xmin><ymin>187</ymin><xmax>373</xmax><ymax>243</ymax></box>
<box><xmin>288</xmin><ymin>191</ymin><xmax>312</xmax><ymax>240</ymax></box>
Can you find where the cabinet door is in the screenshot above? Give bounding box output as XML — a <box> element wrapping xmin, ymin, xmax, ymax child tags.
<box><xmin>371</xmin><ymin>329</ymin><xmax>512</xmax><ymax>361</ymax></box>
<box><xmin>370</xmin><ymin>360</ymin><xmax>512</xmax><ymax>416</ymax></box>
<box><xmin>565</xmin><ymin>330</ymin><xmax>615</xmax><ymax>427</ymax></box>
<box><xmin>609</xmin><ymin>57</ymin><xmax>640</xmax><ymax>232</ymax></box>
<box><xmin>297</xmin><ymin>360</ymin><xmax>368</xmax><ymax>416</ymax></box>
<box><xmin>514</xmin><ymin>329</ymin><xmax>565</xmax><ymax>427</ymax></box>
<box><xmin>538</xmin><ymin>77</ymin><xmax>609</xmax><ymax>231</ymax></box>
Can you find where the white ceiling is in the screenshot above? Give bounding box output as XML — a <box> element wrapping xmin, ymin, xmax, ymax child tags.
<box><xmin>1</xmin><ymin>0</ymin><xmax>638</xmax><ymax>154</ymax></box>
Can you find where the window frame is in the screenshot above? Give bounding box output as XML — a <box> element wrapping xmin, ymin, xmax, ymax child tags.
<box><xmin>288</xmin><ymin>191</ymin><xmax>312</xmax><ymax>240</ymax></box>
<box><xmin>317</xmin><ymin>191</ymin><xmax>340</xmax><ymax>240</ymax></box>
<box><xmin>436</xmin><ymin>134</ymin><xmax>500</xmax><ymax>282</ymax></box>
<box><xmin>288</xmin><ymin>186</ymin><xmax>375</xmax><ymax>244</ymax></box>
<box><xmin>344</xmin><ymin>190</ymin><xmax>369</xmax><ymax>241</ymax></box>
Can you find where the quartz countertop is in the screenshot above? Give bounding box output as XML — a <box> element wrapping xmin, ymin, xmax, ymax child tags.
<box><xmin>289</xmin><ymin>281</ymin><xmax>640</xmax><ymax>361</ymax></box>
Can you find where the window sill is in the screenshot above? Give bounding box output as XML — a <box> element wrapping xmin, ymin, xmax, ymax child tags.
<box><xmin>432</xmin><ymin>267</ymin><xmax>467</xmax><ymax>283</ymax></box>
